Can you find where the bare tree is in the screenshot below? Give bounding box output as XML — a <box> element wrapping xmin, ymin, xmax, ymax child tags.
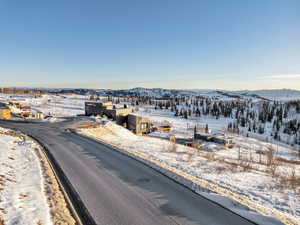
<box><xmin>237</xmin><ymin>145</ymin><xmax>241</xmax><ymax>161</ymax></box>
<box><xmin>266</xmin><ymin>146</ymin><xmax>275</xmax><ymax>166</ymax></box>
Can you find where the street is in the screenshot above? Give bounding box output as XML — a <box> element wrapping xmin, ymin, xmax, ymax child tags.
<box><xmin>0</xmin><ymin>119</ymin><xmax>256</xmax><ymax>225</ymax></box>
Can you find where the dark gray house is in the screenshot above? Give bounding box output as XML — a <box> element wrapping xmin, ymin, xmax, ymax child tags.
<box><xmin>127</xmin><ymin>114</ymin><xmax>151</xmax><ymax>135</ymax></box>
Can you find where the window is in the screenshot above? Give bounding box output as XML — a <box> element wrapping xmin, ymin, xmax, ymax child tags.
<box><xmin>141</xmin><ymin>123</ymin><xmax>148</xmax><ymax>130</ymax></box>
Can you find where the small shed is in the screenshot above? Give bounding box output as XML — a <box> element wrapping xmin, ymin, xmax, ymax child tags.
<box><xmin>194</xmin><ymin>132</ymin><xmax>234</xmax><ymax>148</ymax></box>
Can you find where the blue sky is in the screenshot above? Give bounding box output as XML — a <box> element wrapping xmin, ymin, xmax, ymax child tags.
<box><xmin>0</xmin><ymin>0</ymin><xmax>299</xmax><ymax>90</ymax></box>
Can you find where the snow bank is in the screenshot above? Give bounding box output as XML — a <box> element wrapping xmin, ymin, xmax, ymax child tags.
<box><xmin>0</xmin><ymin>128</ymin><xmax>52</xmax><ymax>225</ymax></box>
<box><xmin>83</xmin><ymin>121</ymin><xmax>138</xmax><ymax>141</ymax></box>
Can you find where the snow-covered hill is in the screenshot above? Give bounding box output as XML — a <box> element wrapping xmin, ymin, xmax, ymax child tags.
<box><xmin>96</xmin><ymin>88</ymin><xmax>300</xmax><ymax>101</ymax></box>
<box><xmin>3</xmin><ymin>87</ymin><xmax>300</xmax><ymax>101</ymax></box>
<box><xmin>234</xmin><ymin>89</ymin><xmax>300</xmax><ymax>101</ymax></box>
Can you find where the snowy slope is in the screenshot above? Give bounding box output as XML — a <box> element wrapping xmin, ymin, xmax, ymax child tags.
<box><xmin>95</xmin><ymin>88</ymin><xmax>300</xmax><ymax>101</ymax></box>
<box><xmin>0</xmin><ymin>128</ymin><xmax>53</xmax><ymax>225</ymax></box>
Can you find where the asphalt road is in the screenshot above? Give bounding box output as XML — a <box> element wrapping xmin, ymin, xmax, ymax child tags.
<box><xmin>0</xmin><ymin>119</ymin><xmax>256</xmax><ymax>225</ymax></box>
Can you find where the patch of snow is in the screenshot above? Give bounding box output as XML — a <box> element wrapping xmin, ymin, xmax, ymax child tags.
<box><xmin>0</xmin><ymin>128</ymin><xmax>53</xmax><ymax>225</ymax></box>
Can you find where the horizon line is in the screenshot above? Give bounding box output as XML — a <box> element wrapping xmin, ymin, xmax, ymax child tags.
<box><xmin>0</xmin><ymin>86</ymin><xmax>300</xmax><ymax>92</ymax></box>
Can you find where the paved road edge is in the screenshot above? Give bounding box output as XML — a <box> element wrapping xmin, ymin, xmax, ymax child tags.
<box><xmin>28</xmin><ymin>134</ymin><xmax>97</xmax><ymax>225</ymax></box>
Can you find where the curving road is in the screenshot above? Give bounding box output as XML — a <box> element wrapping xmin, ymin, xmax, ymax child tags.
<box><xmin>0</xmin><ymin>119</ymin><xmax>258</xmax><ymax>225</ymax></box>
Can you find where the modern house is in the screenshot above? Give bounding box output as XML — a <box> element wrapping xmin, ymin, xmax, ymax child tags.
<box><xmin>105</xmin><ymin>106</ymin><xmax>133</xmax><ymax>120</ymax></box>
<box><xmin>85</xmin><ymin>101</ymin><xmax>132</xmax><ymax>120</ymax></box>
<box><xmin>20</xmin><ymin>112</ymin><xmax>45</xmax><ymax>119</ymax></box>
<box><xmin>85</xmin><ymin>101</ymin><xmax>151</xmax><ymax>135</ymax></box>
<box><xmin>127</xmin><ymin>114</ymin><xmax>151</xmax><ymax>135</ymax></box>
<box><xmin>85</xmin><ymin>101</ymin><xmax>114</xmax><ymax>116</ymax></box>
<box><xmin>194</xmin><ymin>132</ymin><xmax>234</xmax><ymax>148</ymax></box>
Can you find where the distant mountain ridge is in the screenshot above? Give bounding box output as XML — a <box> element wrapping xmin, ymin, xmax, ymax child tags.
<box><xmin>96</xmin><ymin>88</ymin><xmax>300</xmax><ymax>100</ymax></box>
<box><xmin>2</xmin><ymin>87</ymin><xmax>300</xmax><ymax>100</ymax></box>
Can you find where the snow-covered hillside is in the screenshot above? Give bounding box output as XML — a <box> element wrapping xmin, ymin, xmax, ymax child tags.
<box><xmin>79</xmin><ymin>121</ymin><xmax>299</xmax><ymax>225</ymax></box>
<box><xmin>96</xmin><ymin>88</ymin><xmax>300</xmax><ymax>101</ymax></box>
<box><xmin>235</xmin><ymin>89</ymin><xmax>300</xmax><ymax>101</ymax></box>
<box><xmin>110</xmin><ymin>94</ymin><xmax>300</xmax><ymax>150</ymax></box>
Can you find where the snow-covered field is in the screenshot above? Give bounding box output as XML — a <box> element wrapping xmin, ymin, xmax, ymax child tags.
<box><xmin>80</xmin><ymin>121</ymin><xmax>300</xmax><ymax>225</ymax></box>
<box><xmin>134</xmin><ymin>105</ymin><xmax>233</xmax><ymax>138</ymax></box>
<box><xmin>134</xmin><ymin>106</ymin><xmax>300</xmax><ymax>161</ymax></box>
<box><xmin>24</xmin><ymin>94</ymin><xmax>87</xmax><ymax>117</ymax></box>
<box><xmin>0</xmin><ymin>128</ymin><xmax>53</xmax><ymax>225</ymax></box>
<box><xmin>0</xmin><ymin>93</ymin><xmax>87</xmax><ymax>118</ymax></box>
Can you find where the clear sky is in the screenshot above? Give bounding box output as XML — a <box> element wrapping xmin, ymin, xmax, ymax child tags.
<box><xmin>0</xmin><ymin>0</ymin><xmax>299</xmax><ymax>90</ymax></box>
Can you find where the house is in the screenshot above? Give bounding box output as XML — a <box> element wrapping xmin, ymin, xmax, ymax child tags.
<box><xmin>85</xmin><ymin>101</ymin><xmax>133</xmax><ymax>125</ymax></box>
<box><xmin>105</xmin><ymin>106</ymin><xmax>132</xmax><ymax>121</ymax></box>
<box><xmin>194</xmin><ymin>132</ymin><xmax>214</xmax><ymax>141</ymax></box>
<box><xmin>85</xmin><ymin>101</ymin><xmax>132</xmax><ymax>119</ymax></box>
<box><xmin>213</xmin><ymin>135</ymin><xmax>234</xmax><ymax>148</ymax></box>
<box><xmin>194</xmin><ymin>131</ymin><xmax>234</xmax><ymax>148</ymax></box>
<box><xmin>157</xmin><ymin>125</ymin><xmax>172</xmax><ymax>132</ymax></box>
<box><xmin>85</xmin><ymin>101</ymin><xmax>152</xmax><ymax>134</ymax></box>
<box><xmin>34</xmin><ymin>113</ymin><xmax>45</xmax><ymax>119</ymax></box>
<box><xmin>85</xmin><ymin>101</ymin><xmax>114</xmax><ymax>116</ymax></box>
<box><xmin>127</xmin><ymin>114</ymin><xmax>151</xmax><ymax>135</ymax></box>
<box><xmin>20</xmin><ymin>112</ymin><xmax>45</xmax><ymax>119</ymax></box>
<box><xmin>0</xmin><ymin>103</ymin><xmax>11</xmax><ymax>119</ymax></box>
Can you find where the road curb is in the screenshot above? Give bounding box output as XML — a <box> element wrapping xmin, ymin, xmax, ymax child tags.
<box><xmin>27</xmin><ymin>133</ymin><xmax>97</xmax><ymax>225</ymax></box>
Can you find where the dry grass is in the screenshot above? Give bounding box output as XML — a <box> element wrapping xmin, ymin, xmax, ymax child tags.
<box><xmin>228</xmin><ymin>163</ymin><xmax>239</xmax><ymax>173</ymax></box>
<box><xmin>76</xmin><ymin>122</ymin><xmax>100</xmax><ymax>129</ymax></box>
<box><xmin>269</xmin><ymin>160</ymin><xmax>280</xmax><ymax>176</ymax></box>
<box><xmin>287</xmin><ymin>169</ymin><xmax>300</xmax><ymax>191</ymax></box>
<box><xmin>272</xmin><ymin>169</ymin><xmax>300</xmax><ymax>194</ymax></box>
<box><xmin>167</xmin><ymin>142</ymin><xmax>177</xmax><ymax>153</ymax></box>
<box><xmin>19</xmin><ymin>193</ymin><xmax>28</xmax><ymax>199</ymax></box>
<box><xmin>0</xmin><ymin>174</ymin><xmax>5</xmax><ymax>186</ymax></box>
<box><xmin>1</xmin><ymin>163</ymin><xmax>13</xmax><ymax>169</ymax></box>
<box><xmin>239</xmin><ymin>158</ymin><xmax>252</xmax><ymax>172</ymax></box>
<box><xmin>5</xmin><ymin>178</ymin><xmax>16</xmax><ymax>183</ymax></box>
<box><xmin>0</xmin><ymin>177</ymin><xmax>5</xmax><ymax>190</ymax></box>
<box><xmin>206</xmin><ymin>152</ymin><xmax>216</xmax><ymax>161</ymax></box>
<box><xmin>265</xmin><ymin>146</ymin><xmax>275</xmax><ymax>166</ymax></box>
<box><xmin>186</xmin><ymin>152</ymin><xmax>195</xmax><ymax>162</ymax></box>
<box><xmin>214</xmin><ymin>166</ymin><xmax>227</xmax><ymax>174</ymax></box>
<box><xmin>34</xmin><ymin>146</ymin><xmax>76</xmax><ymax>225</ymax></box>
<box><xmin>276</xmin><ymin>156</ymin><xmax>300</xmax><ymax>165</ymax></box>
